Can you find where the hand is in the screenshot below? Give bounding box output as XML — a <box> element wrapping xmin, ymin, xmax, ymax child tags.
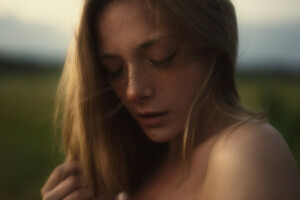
<box><xmin>41</xmin><ymin>161</ymin><xmax>93</xmax><ymax>200</ymax></box>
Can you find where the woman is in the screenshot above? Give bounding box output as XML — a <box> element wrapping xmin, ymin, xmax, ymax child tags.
<box><xmin>41</xmin><ymin>0</ymin><xmax>300</xmax><ymax>199</ymax></box>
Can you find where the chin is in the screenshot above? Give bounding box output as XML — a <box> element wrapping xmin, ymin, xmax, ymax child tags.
<box><xmin>143</xmin><ymin>127</ymin><xmax>182</xmax><ymax>143</ymax></box>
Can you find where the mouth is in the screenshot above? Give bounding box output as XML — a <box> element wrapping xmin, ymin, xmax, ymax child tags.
<box><xmin>136</xmin><ymin>112</ymin><xmax>169</xmax><ymax>128</ymax></box>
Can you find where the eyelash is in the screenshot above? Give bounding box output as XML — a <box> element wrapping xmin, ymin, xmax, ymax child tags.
<box><xmin>149</xmin><ymin>50</ymin><xmax>177</xmax><ymax>66</ymax></box>
<box><xmin>107</xmin><ymin>66</ymin><xmax>124</xmax><ymax>80</ymax></box>
<box><xmin>107</xmin><ymin>50</ymin><xmax>178</xmax><ymax>80</ymax></box>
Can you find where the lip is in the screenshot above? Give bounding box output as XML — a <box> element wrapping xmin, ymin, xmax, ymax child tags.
<box><xmin>136</xmin><ymin>111</ymin><xmax>169</xmax><ymax>128</ymax></box>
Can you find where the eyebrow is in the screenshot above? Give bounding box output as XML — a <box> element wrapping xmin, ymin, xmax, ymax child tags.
<box><xmin>138</xmin><ymin>38</ymin><xmax>159</xmax><ymax>50</ymax></box>
<box><xmin>99</xmin><ymin>35</ymin><xmax>174</xmax><ymax>59</ymax></box>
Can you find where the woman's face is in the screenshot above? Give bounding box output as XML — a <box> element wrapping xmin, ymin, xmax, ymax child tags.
<box><xmin>98</xmin><ymin>0</ymin><xmax>207</xmax><ymax>142</ymax></box>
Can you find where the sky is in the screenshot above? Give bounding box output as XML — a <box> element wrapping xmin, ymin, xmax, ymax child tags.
<box><xmin>0</xmin><ymin>0</ymin><xmax>300</xmax><ymax>68</ymax></box>
<box><xmin>233</xmin><ymin>0</ymin><xmax>300</xmax><ymax>25</ymax></box>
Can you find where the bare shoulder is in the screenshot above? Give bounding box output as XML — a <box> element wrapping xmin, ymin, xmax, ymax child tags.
<box><xmin>203</xmin><ymin>121</ymin><xmax>300</xmax><ymax>200</ymax></box>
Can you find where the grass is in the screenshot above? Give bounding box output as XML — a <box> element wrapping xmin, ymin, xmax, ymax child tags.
<box><xmin>0</xmin><ymin>69</ymin><xmax>299</xmax><ymax>199</ymax></box>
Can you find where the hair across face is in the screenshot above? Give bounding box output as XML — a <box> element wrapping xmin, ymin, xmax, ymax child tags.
<box><xmin>90</xmin><ymin>0</ymin><xmax>240</xmax><ymax>113</ymax></box>
<box><xmin>97</xmin><ymin>0</ymin><xmax>210</xmax><ymax>143</ymax></box>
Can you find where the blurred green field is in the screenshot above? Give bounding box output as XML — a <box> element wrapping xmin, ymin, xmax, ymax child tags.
<box><xmin>0</xmin><ymin>69</ymin><xmax>64</xmax><ymax>200</ymax></box>
<box><xmin>0</xmin><ymin>68</ymin><xmax>299</xmax><ymax>199</ymax></box>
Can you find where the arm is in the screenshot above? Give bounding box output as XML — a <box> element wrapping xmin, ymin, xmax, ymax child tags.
<box><xmin>203</xmin><ymin>123</ymin><xmax>300</xmax><ymax>200</ymax></box>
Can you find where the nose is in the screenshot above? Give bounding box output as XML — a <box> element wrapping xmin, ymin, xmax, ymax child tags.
<box><xmin>126</xmin><ymin>66</ymin><xmax>155</xmax><ymax>103</ymax></box>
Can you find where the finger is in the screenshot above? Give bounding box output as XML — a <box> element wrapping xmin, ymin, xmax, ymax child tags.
<box><xmin>116</xmin><ymin>192</ymin><xmax>128</xmax><ymax>200</ymax></box>
<box><xmin>63</xmin><ymin>187</ymin><xmax>93</xmax><ymax>200</ymax></box>
<box><xmin>43</xmin><ymin>174</ymin><xmax>84</xmax><ymax>200</ymax></box>
<box><xmin>41</xmin><ymin>162</ymin><xmax>81</xmax><ymax>196</ymax></box>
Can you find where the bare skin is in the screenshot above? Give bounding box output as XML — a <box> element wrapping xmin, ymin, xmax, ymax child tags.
<box><xmin>41</xmin><ymin>162</ymin><xmax>94</xmax><ymax>200</ymax></box>
<box><xmin>41</xmin><ymin>0</ymin><xmax>300</xmax><ymax>199</ymax></box>
<box><xmin>129</xmin><ymin>122</ymin><xmax>300</xmax><ymax>200</ymax></box>
<box><xmin>41</xmin><ymin>122</ymin><xmax>300</xmax><ymax>200</ymax></box>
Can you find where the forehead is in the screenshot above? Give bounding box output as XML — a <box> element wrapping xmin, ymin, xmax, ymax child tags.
<box><xmin>97</xmin><ymin>0</ymin><xmax>167</xmax><ymax>53</ymax></box>
<box><xmin>98</xmin><ymin>0</ymin><xmax>153</xmax><ymax>31</ymax></box>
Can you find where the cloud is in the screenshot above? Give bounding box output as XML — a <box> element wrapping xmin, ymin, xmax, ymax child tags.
<box><xmin>232</xmin><ymin>0</ymin><xmax>300</xmax><ymax>25</ymax></box>
<box><xmin>0</xmin><ymin>15</ymin><xmax>71</xmax><ymax>60</ymax></box>
<box><xmin>1</xmin><ymin>0</ymin><xmax>299</xmax><ymax>28</ymax></box>
<box><xmin>238</xmin><ymin>23</ymin><xmax>300</xmax><ymax>66</ymax></box>
<box><xmin>0</xmin><ymin>0</ymin><xmax>299</xmax><ymax>69</ymax></box>
<box><xmin>0</xmin><ymin>0</ymin><xmax>82</xmax><ymax>32</ymax></box>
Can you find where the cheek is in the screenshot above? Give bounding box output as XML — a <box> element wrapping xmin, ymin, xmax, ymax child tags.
<box><xmin>109</xmin><ymin>81</ymin><xmax>137</xmax><ymax>114</ymax></box>
<box><xmin>110</xmin><ymin>81</ymin><xmax>127</xmax><ymax>101</ymax></box>
<box><xmin>163</xmin><ymin>63</ymin><xmax>205</xmax><ymax>101</ymax></box>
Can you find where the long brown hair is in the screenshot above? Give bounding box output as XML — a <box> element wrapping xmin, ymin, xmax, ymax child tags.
<box><xmin>56</xmin><ymin>0</ymin><xmax>258</xmax><ymax>198</ymax></box>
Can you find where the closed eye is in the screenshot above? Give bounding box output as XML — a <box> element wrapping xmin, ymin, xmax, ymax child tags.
<box><xmin>149</xmin><ymin>50</ymin><xmax>177</xmax><ymax>66</ymax></box>
<box><xmin>107</xmin><ymin>66</ymin><xmax>124</xmax><ymax>80</ymax></box>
